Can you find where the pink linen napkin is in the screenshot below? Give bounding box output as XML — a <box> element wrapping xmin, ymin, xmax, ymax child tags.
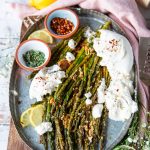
<box><xmin>11</xmin><ymin>0</ymin><xmax>150</xmax><ymax>123</ymax></box>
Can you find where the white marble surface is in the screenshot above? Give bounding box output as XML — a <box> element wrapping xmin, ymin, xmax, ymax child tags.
<box><xmin>0</xmin><ymin>1</ymin><xmax>21</xmax><ymax>150</ymax></box>
<box><xmin>0</xmin><ymin>1</ymin><xmax>150</xmax><ymax>150</ymax></box>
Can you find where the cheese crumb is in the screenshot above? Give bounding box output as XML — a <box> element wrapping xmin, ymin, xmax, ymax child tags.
<box><xmin>35</xmin><ymin>122</ymin><xmax>53</xmax><ymax>135</ymax></box>
<box><xmin>68</xmin><ymin>39</ymin><xmax>76</xmax><ymax>49</ymax></box>
<box><xmin>85</xmin><ymin>92</ymin><xmax>92</xmax><ymax>105</ymax></box>
<box><xmin>66</xmin><ymin>52</ymin><xmax>75</xmax><ymax>62</ymax></box>
<box><xmin>10</xmin><ymin>90</ymin><xmax>18</xmax><ymax>96</ymax></box>
<box><xmin>84</xmin><ymin>92</ymin><xmax>92</xmax><ymax>99</ymax></box>
<box><xmin>85</xmin><ymin>99</ymin><xmax>92</xmax><ymax>105</ymax></box>
<box><xmin>92</xmin><ymin>104</ymin><xmax>103</xmax><ymax>118</ymax></box>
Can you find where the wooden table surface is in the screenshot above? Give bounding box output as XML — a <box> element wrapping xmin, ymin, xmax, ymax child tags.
<box><xmin>0</xmin><ymin>1</ymin><xmax>150</xmax><ymax>150</ymax></box>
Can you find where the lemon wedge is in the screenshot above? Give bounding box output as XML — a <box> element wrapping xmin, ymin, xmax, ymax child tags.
<box><xmin>29</xmin><ymin>0</ymin><xmax>35</xmax><ymax>7</ymax></box>
<box><xmin>29</xmin><ymin>104</ymin><xmax>45</xmax><ymax>127</ymax></box>
<box><xmin>20</xmin><ymin>108</ymin><xmax>32</xmax><ymax>127</ymax></box>
<box><xmin>28</xmin><ymin>29</ymin><xmax>53</xmax><ymax>44</ymax></box>
<box><xmin>29</xmin><ymin>0</ymin><xmax>56</xmax><ymax>10</ymax></box>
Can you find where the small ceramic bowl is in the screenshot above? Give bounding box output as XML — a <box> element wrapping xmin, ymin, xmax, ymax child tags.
<box><xmin>15</xmin><ymin>39</ymin><xmax>51</xmax><ymax>71</ymax></box>
<box><xmin>44</xmin><ymin>8</ymin><xmax>79</xmax><ymax>39</ymax></box>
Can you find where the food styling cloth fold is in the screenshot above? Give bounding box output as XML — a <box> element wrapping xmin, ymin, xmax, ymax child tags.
<box><xmin>11</xmin><ymin>0</ymin><xmax>150</xmax><ymax>124</ymax></box>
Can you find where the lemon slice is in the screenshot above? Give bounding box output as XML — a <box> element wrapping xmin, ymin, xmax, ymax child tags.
<box><xmin>28</xmin><ymin>29</ymin><xmax>53</xmax><ymax>44</ymax></box>
<box><xmin>29</xmin><ymin>0</ymin><xmax>56</xmax><ymax>10</ymax></box>
<box><xmin>29</xmin><ymin>104</ymin><xmax>45</xmax><ymax>127</ymax></box>
<box><xmin>29</xmin><ymin>0</ymin><xmax>35</xmax><ymax>7</ymax></box>
<box><xmin>20</xmin><ymin>108</ymin><xmax>32</xmax><ymax>128</ymax></box>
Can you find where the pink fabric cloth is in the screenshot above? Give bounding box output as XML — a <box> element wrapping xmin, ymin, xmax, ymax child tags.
<box><xmin>11</xmin><ymin>0</ymin><xmax>150</xmax><ymax>122</ymax></box>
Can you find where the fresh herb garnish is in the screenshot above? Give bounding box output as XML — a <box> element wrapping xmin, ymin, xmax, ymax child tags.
<box><xmin>23</xmin><ymin>50</ymin><xmax>45</xmax><ymax>68</ymax></box>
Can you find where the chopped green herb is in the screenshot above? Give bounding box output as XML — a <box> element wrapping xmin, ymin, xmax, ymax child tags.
<box><xmin>23</xmin><ymin>50</ymin><xmax>45</xmax><ymax>68</ymax></box>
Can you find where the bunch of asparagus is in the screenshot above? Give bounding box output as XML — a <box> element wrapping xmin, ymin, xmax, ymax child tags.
<box><xmin>41</xmin><ymin>21</ymin><xmax>111</xmax><ymax>150</ymax></box>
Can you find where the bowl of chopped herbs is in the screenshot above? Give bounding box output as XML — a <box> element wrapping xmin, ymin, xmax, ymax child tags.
<box><xmin>15</xmin><ymin>39</ymin><xmax>51</xmax><ymax>71</ymax></box>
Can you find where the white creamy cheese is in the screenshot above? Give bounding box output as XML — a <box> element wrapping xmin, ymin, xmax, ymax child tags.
<box><xmin>35</xmin><ymin>122</ymin><xmax>53</xmax><ymax>135</ymax></box>
<box><xmin>29</xmin><ymin>65</ymin><xmax>65</xmax><ymax>101</ymax></box>
<box><xmin>97</xmin><ymin>78</ymin><xmax>106</xmax><ymax>103</ymax></box>
<box><xmin>92</xmin><ymin>104</ymin><xmax>103</xmax><ymax>118</ymax></box>
<box><xmin>68</xmin><ymin>39</ymin><xmax>76</xmax><ymax>49</ymax></box>
<box><xmin>90</xmin><ymin>29</ymin><xmax>138</xmax><ymax>121</ymax></box>
<box><xmin>66</xmin><ymin>52</ymin><xmax>75</xmax><ymax>62</ymax></box>
<box><xmin>47</xmin><ymin>64</ymin><xmax>60</xmax><ymax>73</ymax></box>
<box><xmin>105</xmin><ymin>80</ymin><xmax>138</xmax><ymax>121</ymax></box>
<box><xmin>93</xmin><ymin>30</ymin><xmax>133</xmax><ymax>74</ymax></box>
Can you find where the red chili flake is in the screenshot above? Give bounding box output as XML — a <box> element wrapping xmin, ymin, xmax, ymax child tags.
<box><xmin>109</xmin><ymin>39</ymin><xmax>119</xmax><ymax>50</ymax></box>
<box><xmin>35</xmin><ymin>77</ymin><xmax>45</xmax><ymax>80</ymax></box>
<box><xmin>50</xmin><ymin>17</ymin><xmax>74</xmax><ymax>35</ymax></box>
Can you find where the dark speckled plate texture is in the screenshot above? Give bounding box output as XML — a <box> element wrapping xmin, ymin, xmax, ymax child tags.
<box><xmin>9</xmin><ymin>7</ymin><xmax>137</xmax><ymax>150</ymax></box>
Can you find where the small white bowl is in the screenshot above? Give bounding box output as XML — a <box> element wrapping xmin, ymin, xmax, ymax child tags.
<box><xmin>15</xmin><ymin>39</ymin><xmax>51</xmax><ymax>71</ymax></box>
<box><xmin>44</xmin><ymin>8</ymin><xmax>79</xmax><ymax>39</ymax></box>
